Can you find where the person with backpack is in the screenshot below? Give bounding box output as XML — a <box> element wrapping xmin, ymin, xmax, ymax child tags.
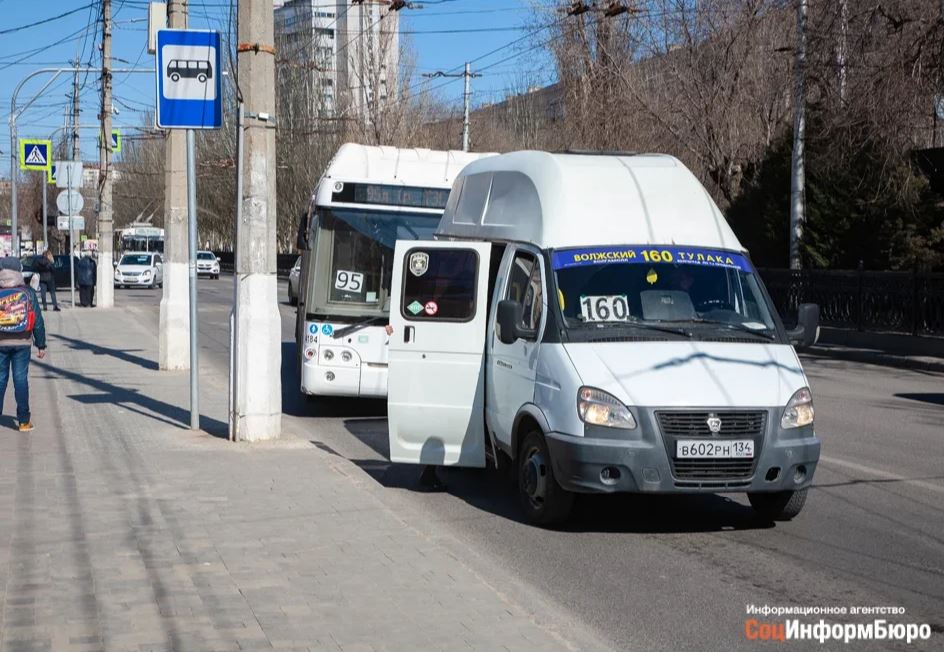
<box><xmin>0</xmin><ymin>268</ymin><xmax>47</xmax><ymax>431</ymax></box>
<box><xmin>35</xmin><ymin>250</ymin><xmax>60</xmax><ymax>312</ymax></box>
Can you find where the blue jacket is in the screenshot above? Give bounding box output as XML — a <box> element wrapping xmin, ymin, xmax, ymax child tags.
<box><xmin>75</xmin><ymin>256</ymin><xmax>96</xmax><ymax>286</ymax></box>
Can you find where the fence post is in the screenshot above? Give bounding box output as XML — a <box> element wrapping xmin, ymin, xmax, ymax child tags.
<box><xmin>911</xmin><ymin>263</ymin><xmax>919</xmax><ymax>336</ymax></box>
<box><xmin>856</xmin><ymin>260</ymin><xmax>864</xmax><ymax>332</ymax></box>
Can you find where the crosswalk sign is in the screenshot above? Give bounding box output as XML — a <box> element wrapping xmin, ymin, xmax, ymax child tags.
<box><xmin>19</xmin><ymin>139</ymin><xmax>51</xmax><ymax>171</ymax></box>
<box><xmin>112</xmin><ymin>129</ymin><xmax>121</xmax><ymax>152</ymax></box>
<box><xmin>48</xmin><ymin>163</ymin><xmax>57</xmax><ymax>185</ymax></box>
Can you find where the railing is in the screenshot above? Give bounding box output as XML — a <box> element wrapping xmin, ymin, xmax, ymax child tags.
<box><xmin>214</xmin><ymin>252</ymin><xmax>298</xmax><ymax>278</ymax></box>
<box><xmin>759</xmin><ymin>267</ymin><xmax>944</xmax><ymax>336</ymax></box>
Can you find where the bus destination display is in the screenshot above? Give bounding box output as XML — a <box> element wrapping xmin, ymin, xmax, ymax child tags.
<box><xmin>332</xmin><ymin>183</ymin><xmax>450</xmax><ymax>210</ymax></box>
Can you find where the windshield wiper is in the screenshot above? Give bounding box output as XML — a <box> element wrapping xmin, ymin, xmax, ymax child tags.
<box><xmin>682</xmin><ymin>318</ymin><xmax>777</xmax><ymax>341</ymax></box>
<box><xmin>582</xmin><ymin>318</ymin><xmax>693</xmax><ymax>338</ymax></box>
<box><xmin>331</xmin><ymin>316</ymin><xmax>387</xmax><ymax>340</ymax></box>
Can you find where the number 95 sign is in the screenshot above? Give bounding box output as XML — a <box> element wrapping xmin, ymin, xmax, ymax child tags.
<box><xmin>335</xmin><ymin>269</ymin><xmax>364</xmax><ymax>293</ymax></box>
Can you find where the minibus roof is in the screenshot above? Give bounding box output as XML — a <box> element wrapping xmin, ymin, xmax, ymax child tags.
<box><xmin>320</xmin><ymin>143</ymin><xmax>496</xmax><ymax>191</ymax></box>
<box><xmin>435</xmin><ymin>151</ymin><xmax>745</xmax><ymax>252</ymax></box>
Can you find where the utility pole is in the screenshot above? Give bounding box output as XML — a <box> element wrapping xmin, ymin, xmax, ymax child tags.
<box><xmin>96</xmin><ymin>0</ymin><xmax>115</xmax><ymax>307</ymax></box>
<box><xmin>232</xmin><ymin>0</ymin><xmax>281</xmax><ymax>440</ymax></box>
<box><xmin>422</xmin><ymin>64</ymin><xmax>481</xmax><ymax>151</ymax></box>
<box><xmin>72</xmin><ymin>63</ymin><xmax>81</xmax><ymax>160</ymax></box>
<box><xmin>159</xmin><ymin>0</ymin><xmax>190</xmax><ymax>369</ymax></box>
<box><xmin>789</xmin><ymin>0</ymin><xmax>807</xmax><ymax>271</ymax></box>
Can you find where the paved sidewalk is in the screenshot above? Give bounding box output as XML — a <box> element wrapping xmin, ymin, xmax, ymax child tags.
<box><xmin>0</xmin><ymin>307</ymin><xmax>600</xmax><ymax>651</ymax></box>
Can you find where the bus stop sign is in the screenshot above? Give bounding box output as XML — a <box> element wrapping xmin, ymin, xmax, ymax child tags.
<box><xmin>155</xmin><ymin>29</ymin><xmax>222</xmax><ymax>129</ymax></box>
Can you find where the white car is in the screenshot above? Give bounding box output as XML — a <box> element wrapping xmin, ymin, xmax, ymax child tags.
<box><xmin>197</xmin><ymin>251</ymin><xmax>221</xmax><ymax>279</ymax></box>
<box><xmin>114</xmin><ymin>252</ymin><xmax>164</xmax><ymax>288</ymax></box>
<box><xmin>287</xmin><ymin>256</ymin><xmax>301</xmax><ymax>305</ymax></box>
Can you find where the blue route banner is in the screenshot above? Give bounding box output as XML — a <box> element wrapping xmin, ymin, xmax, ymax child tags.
<box><xmin>551</xmin><ymin>245</ymin><xmax>752</xmax><ymax>272</ymax></box>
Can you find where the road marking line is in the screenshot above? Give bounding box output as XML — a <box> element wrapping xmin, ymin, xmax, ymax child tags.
<box><xmin>819</xmin><ymin>455</ymin><xmax>943</xmax><ymax>493</ymax></box>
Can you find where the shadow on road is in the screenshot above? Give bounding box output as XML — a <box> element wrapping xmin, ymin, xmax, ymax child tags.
<box><xmin>34</xmin><ymin>359</ymin><xmax>229</xmax><ymax>437</ymax></box>
<box><xmin>894</xmin><ymin>392</ymin><xmax>943</xmax><ymax>405</ymax></box>
<box><xmin>336</xmin><ymin>418</ymin><xmax>773</xmax><ymax>534</ymax></box>
<box><xmin>52</xmin><ymin>333</ymin><xmax>159</xmax><ymax>371</ymax></box>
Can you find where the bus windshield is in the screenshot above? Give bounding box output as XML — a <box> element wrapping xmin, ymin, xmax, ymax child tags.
<box><xmin>306</xmin><ymin>207</ymin><xmax>441</xmax><ymax>318</ymax></box>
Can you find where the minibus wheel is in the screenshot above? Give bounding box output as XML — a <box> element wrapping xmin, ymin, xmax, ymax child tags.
<box><xmin>748</xmin><ymin>489</ymin><xmax>807</xmax><ymax>521</ymax></box>
<box><xmin>517</xmin><ymin>430</ymin><xmax>574</xmax><ymax>526</ymax></box>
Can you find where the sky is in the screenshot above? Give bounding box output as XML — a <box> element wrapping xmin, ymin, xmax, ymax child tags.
<box><xmin>0</xmin><ymin>0</ymin><xmax>555</xmax><ymax>170</ymax></box>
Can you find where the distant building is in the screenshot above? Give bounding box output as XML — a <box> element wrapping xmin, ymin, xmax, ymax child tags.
<box><xmin>275</xmin><ymin>0</ymin><xmax>398</xmax><ymax>119</ymax></box>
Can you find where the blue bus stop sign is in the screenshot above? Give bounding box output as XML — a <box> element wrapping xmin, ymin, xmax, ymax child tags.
<box><xmin>155</xmin><ymin>29</ymin><xmax>222</xmax><ymax>129</ymax></box>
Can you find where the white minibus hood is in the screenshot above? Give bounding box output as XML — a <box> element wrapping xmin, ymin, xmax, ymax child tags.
<box><xmin>563</xmin><ymin>341</ymin><xmax>807</xmax><ymax>408</ymax></box>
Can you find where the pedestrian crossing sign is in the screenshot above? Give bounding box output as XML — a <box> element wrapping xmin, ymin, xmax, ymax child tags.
<box><xmin>48</xmin><ymin>163</ymin><xmax>57</xmax><ymax>185</ymax></box>
<box><xmin>19</xmin><ymin>139</ymin><xmax>51</xmax><ymax>171</ymax></box>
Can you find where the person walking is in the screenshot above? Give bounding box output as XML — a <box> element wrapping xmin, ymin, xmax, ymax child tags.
<box><xmin>35</xmin><ymin>250</ymin><xmax>60</xmax><ymax>312</ymax></box>
<box><xmin>0</xmin><ymin>268</ymin><xmax>47</xmax><ymax>431</ymax></box>
<box><xmin>75</xmin><ymin>251</ymin><xmax>96</xmax><ymax>307</ymax></box>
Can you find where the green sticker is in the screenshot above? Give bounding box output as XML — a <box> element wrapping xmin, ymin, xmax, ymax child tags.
<box><xmin>407</xmin><ymin>300</ymin><xmax>424</xmax><ymax>315</ymax></box>
<box><xmin>358</xmin><ymin>334</ymin><xmax>369</xmax><ymax>343</ymax></box>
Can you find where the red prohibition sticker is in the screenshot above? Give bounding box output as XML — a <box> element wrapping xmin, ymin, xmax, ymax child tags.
<box><xmin>424</xmin><ymin>300</ymin><xmax>439</xmax><ymax>316</ymax></box>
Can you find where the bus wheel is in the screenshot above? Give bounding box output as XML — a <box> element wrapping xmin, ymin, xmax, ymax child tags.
<box><xmin>198</xmin><ymin>74</ymin><xmax>207</xmax><ymax>83</ymax></box>
<box><xmin>171</xmin><ymin>73</ymin><xmax>180</xmax><ymax>82</ymax></box>
<box><xmin>517</xmin><ymin>430</ymin><xmax>574</xmax><ymax>527</ymax></box>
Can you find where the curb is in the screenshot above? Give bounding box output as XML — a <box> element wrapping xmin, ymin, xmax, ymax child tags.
<box><xmin>801</xmin><ymin>347</ymin><xmax>944</xmax><ymax>373</ymax></box>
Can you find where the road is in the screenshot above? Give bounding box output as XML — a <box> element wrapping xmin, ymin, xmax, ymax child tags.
<box><xmin>121</xmin><ymin>278</ymin><xmax>944</xmax><ymax>650</ymax></box>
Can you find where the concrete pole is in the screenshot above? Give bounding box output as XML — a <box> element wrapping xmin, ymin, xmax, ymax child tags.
<box><xmin>96</xmin><ymin>0</ymin><xmax>115</xmax><ymax>307</ymax></box>
<box><xmin>788</xmin><ymin>0</ymin><xmax>807</xmax><ymax>271</ymax></box>
<box><xmin>159</xmin><ymin>0</ymin><xmax>190</xmax><ymax>369</ymax></box>
<box><xmin>233</xmin><ymin>0</ymin><xmax>282</xmax><ymax>441</ymax></box>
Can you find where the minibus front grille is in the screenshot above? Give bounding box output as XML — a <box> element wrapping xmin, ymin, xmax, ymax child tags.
<box><xmin>656</xmin><ymin>410</ymin><xmax>767</xmax><ymax>483</ymax></box>
<box><xmin>657</xmin><ymin>411</ymin><xmax>766</xmax><ymax>438</ymax></box>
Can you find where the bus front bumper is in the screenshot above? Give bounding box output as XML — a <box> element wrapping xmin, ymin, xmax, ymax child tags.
<box><xmin>301</xmin><ymin>359</ymin><xmax>388</xmax><ymax>398</ymax></box>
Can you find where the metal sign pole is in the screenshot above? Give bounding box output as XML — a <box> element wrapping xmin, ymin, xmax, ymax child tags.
<box><xmin>67</xmin><ymin>168</ymin><xmax>76</xmax><ymax>307</ymax></box>
<box><xmin>41</xmin><ymin>180</ymin><xmax>47</xmax><ymax>251</ymax></box>
<box><xmin>186</xmin><ymin>128</ymin><xmax>199</xmax><ymax>430</ymax></box>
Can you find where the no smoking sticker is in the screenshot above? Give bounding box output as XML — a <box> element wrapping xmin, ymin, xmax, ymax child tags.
<box><xmin>424</xmin><ymin>301</ymin><xmax>438</xmax><ymax>316</ymax></box>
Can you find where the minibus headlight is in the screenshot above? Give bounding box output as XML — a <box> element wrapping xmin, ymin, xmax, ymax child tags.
<box><xmin>323</xmin><ymin>349</ymin><xmax>334</xmax><ymax>361</ymax></box>
<box><xmin>781</xmin><ymin>387</ymin><xmax>814</xmax><ymax>429</ymax></box>
<box><xmin>577</xmin><ymin>386</ymin><xmax>637</xmax><ymax>429</ymax></box>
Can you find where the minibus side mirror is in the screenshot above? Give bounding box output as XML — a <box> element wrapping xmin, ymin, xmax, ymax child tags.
<box><xmin>786</xmin><ymin>303</ymin><xmax>819</xmax><ymax>350</ymax></box>
<box><xmin>497</xmin><ymin>300</ymin><xmax>525</xmax><ymax>345</ymax></box>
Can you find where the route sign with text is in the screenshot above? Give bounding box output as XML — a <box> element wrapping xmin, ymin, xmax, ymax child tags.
<box><xmin>155</xmin><ymin>29</ymin><xmax>222</xmax><ymax>129</ymax></box>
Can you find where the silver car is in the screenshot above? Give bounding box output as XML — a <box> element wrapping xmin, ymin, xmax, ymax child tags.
<box><xmin>114</xmin><ymin>252</ymin><xmax>164</xmax><ymax>289</ymax></box>
<box><xmin>287</xmin><ymin>256</ymin><xmax>301</xmax><ymax>305</ymax></box>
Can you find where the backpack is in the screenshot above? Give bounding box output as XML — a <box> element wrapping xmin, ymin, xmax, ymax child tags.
<box><xmin>0</xmin><ymin>287</ymin><xmax>36</xmax><ymax>335</ymax></box>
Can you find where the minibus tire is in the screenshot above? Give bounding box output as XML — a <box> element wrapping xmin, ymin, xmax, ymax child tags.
<box><xmin>748</xmin><ymin>489</ymin><xmax>807</xmax><ymax>521</ymax></box>
<box><xmin>517</xmin><ymin>430</ymin><xmax>574</xmax><ymax>527</ymax></box>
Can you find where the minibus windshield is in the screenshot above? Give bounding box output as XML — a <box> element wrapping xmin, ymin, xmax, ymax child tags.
<box><xmin>307</xmin><ymin>207</ymin><xmax>441</xmax><ymax>317</ymax></box>
<box><xmin>552</xmin><ymin>245</ymin><xmax>781</xmax><ymax>341</ymax></box>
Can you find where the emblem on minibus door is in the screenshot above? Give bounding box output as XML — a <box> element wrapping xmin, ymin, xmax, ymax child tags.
<box><xmin>409</xmin><ymin>252</ymin><xmax>429</xmax><ymax>277</ymax></box>
<box><xmin>706</xmin><ymin>414</ymin><xmax>722</xmax><ymax>434</ymax></box>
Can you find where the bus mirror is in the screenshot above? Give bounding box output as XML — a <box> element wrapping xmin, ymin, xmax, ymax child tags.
<box><xmin>497</xmin><ymin>300</ymin><xmax>524</xmax><ymax>345</ymax></box>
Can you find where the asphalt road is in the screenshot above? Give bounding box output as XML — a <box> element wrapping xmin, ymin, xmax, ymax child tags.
<box><xmin>120</xmin><ymin>278</ymin><xmax>944</xmax><ymax>651</ymax></box>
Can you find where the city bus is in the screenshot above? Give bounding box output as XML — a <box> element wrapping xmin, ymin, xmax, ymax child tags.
<box><xmin>295</xmin><ymin>143</ymin><xmax>494</xmax><ymax>398</ymax></box>
<box><xmin>117</xmin><ymin>225</ymin><xmax>164</xmax><ymax>253</ymax></box>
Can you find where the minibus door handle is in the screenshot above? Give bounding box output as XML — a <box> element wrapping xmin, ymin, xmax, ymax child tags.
<box><xmin>404</xmin><ymin>326</ymin><xmax>415</xmax><ymax>343</ymax></box>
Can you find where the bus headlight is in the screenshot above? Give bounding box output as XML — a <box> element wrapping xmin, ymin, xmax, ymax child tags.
<box><xmin>323</xmin><ymin>349</ymin><xmax>334</xmax><ymax>361</ymax></box>
<box><xmin>341</xmin><ymin>350</ymin><xmax>352</xmax><ymax>362</ymax></box>
<box><xmin>781</xmin><ymin>387</ymin><xmax>814</xmax><ymax>429</ymax></box>
<box><xmin>577</xmin><ymin>386</ymin><xmax>637</xmax><ymax>429</ymax></box>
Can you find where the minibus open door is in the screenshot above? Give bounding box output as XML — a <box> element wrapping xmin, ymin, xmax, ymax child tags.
<box><xmin>387</xmin><ymin>240</ymin><xmax>492</xmax><ymax>467</ymax></box>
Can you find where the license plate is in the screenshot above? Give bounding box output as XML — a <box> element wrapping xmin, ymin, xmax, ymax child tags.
<box><xmin>676</xmin><ymin>439</ymin><xmax>754</xmax><ymax>459</ymax></box>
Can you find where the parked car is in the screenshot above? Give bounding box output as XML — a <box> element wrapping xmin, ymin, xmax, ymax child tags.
<box><xmin>196</xmin><ymin>251</ymin><xmax>221</xmax><ymax>279</ymax></box>
<box><xmin>287</xmin><ymin>256</ymin><xmax>301</xmax><ymax>305</ymax></box>
<box><xmin>21</xmin><ymin>254</ymin><xmax>78</xmax><ymax>289</ymax></box>
<box><xmin>114</xmin><ymin>252</ymin><xmax>164</xmax><ymax>288</ymax></box>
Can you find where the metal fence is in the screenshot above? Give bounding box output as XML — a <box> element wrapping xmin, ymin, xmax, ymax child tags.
<box><xmin>759</xmin><ymin>267</ymin><xmax>944</xmax><ymax>336</ymax></box>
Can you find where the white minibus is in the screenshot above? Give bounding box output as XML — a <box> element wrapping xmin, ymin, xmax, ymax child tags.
<box><xmin>385</xmin><ymin>151</ymin><xmax>821</xmax><ymax>525</ymax></box>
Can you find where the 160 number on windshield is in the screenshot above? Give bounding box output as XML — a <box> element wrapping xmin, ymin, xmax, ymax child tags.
<box><xmin>580</xmin><ymin>295</ymin><xmax>630</xmax><ymax>322</ymax></box>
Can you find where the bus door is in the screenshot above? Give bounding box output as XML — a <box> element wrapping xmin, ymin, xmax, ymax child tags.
<box><xmin>387</xmin><ymin>240</ymin><xmax>492</xmax><ymax>467</ymax></box>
